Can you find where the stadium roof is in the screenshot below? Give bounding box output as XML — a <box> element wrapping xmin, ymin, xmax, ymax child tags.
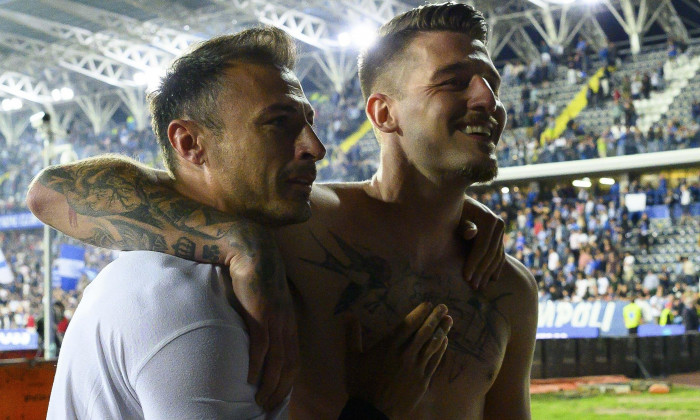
<box><xmin>0</xmin><ymin>0</ymin><xmax>698</xmax><ymax>138</ymax></box>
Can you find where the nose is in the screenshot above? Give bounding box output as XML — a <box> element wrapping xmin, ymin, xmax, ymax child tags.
<box><xmin>296</xmin><ymin>124</ymin><xmax>326</xmax><ymax>162</ymax></box>
<box><xmin>467</xmin><ymin>75</ymin><xmax>497</xmax><ymax>114</ymax></box>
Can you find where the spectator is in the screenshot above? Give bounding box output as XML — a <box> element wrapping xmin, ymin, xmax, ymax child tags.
<box><xmin>682</xmin><ymin>297</ymin><xmax>700</xmax><ymax>332</ymax></box>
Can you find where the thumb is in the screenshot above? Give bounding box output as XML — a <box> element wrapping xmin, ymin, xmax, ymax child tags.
<box><xmin>459</xmin><ymin>220</ymin><xmax>478</xmax><ymax>241</ymax></box>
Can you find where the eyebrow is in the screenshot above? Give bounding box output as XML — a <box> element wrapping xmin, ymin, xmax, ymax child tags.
<box><xmin>255</xmin><ymin>102</ymin><xmax>315</xmax><ymax>122</ymax></box>
<box><xmin>430</xmin><ymin>61</ymin><xmax>500</xmax><ymax>84</ymax></box>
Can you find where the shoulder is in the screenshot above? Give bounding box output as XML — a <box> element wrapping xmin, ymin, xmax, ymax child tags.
<box><xmin>489</xmin><ymin>255</ymin><xmax>539</xmax><ymax>332</ymax></box>
<box><xmin>82</xmin><ymin>251</ymin><xmax>237</xmax><ymax>326</ymax></box>
<box><xmin>499</xmin><ymin>255</ymin><xmax>538</xmax><ymax>302</ymax></box>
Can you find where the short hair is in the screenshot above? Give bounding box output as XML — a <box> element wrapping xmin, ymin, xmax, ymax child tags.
<box><xmin>149</xmin><ymin>26</ymin><xmax>297</xmax><ymax>173</ymax></box>
<box><xmin>358</xmin><ymin>2</ymin><xmax>488</xmax><ymax>102</ymax></box>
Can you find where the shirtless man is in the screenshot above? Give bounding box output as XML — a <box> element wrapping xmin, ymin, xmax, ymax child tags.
<box><xmin>28</xmin><ymin>3</ymin><xmax>535</xmax><ymax>419</ymax></box>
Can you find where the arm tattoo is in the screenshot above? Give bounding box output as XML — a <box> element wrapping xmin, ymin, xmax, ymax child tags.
<box><xmin>85</xmin><ymin>221</ymin><xmax>168</xmax><ymax>252</ymax></box>
<box><xmin>301</xmin><ymin>230</ymin><xmax>512</xmax><ymax>383</ymax></box>
<box><xmin>34</xmin><ymin>159</ymin><xmax>265</xmax><ymax>265</ymax></box>
<box><xmin>202</xmin><ymin>245</ymin><xmax>221</xmax><ymax>263</ymax></box>
<box><xmin>172</xmin><ymin>237</ymin><xmax>196</xmax><ymax>259</ymax></box>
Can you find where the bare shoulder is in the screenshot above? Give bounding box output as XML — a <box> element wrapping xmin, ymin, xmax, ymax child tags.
<box><xmin>489</xmin><ymin>255</ymin><xmax>538</xmax><ymax>323</ymax></box>
<box><xmin>499</xmin><ymin>255</ymin><xmax>538</xmax><ymax>298</ymax></box>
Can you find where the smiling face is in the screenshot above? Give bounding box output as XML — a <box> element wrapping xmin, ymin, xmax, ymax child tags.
<box><xmin>390</xmin><ymin>31</ymin><xmax>506</xmax><ymax>184</ymax></box>
<box><xmin>205</xmin><ymin>62</ymin><xmax>325</xmax><ymax>226</ymax></box>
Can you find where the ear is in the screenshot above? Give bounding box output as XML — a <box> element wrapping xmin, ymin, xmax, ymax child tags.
<box><xmin>168</xmin><ymin>119</ymin><xmax>206</xmax><ymax>165</ymax></box>
<box><xmin>366</xmin><ymin>93</ymin><xmax>399</xmax><ymax>134</ymax></box>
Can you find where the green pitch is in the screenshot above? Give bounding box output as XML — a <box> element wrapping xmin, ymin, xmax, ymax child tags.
<box><xmin>531</xmin><ymin>386</ymin><xmax>700</xmax><ymax>419</ymax></box>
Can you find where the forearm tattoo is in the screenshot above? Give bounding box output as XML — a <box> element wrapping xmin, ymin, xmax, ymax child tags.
<box><xmin>35</xmin><ymin>161</ymin><xmax>266</xmax><ymax>266</ymax></box>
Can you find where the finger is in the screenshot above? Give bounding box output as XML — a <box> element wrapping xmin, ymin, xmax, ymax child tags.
<box><xmin>392</xmin><ymin>302</ymin><xmax>434</xmax><ymax>346</ymax></box>
<box><xmin>459</xmin><ymin>220</ymin><xmax>478</xmax><ymax>241</ymax></box>
<box><xmin>493</xmin><ymin>252</ymin><xmax>506</xmax><ymax>283</ymax></box>
<box><xmin>472</xmin><ymin>220</ymin><xmax>504</xmax><ymax>290</ymax></box>
<box><xmin>264</xmin><ymin>323</ymin><xmax>299</xmax><ymax>411</ymax></box>
<box><xmin>247</xmin><ymin>318</ymin><xmax>269</xmax><ymax>385</ymax></box>
<box><xmin>404</xmin><ymin>304</ymin><xmax>448</xmax><ymax>363</ymax></box>
<box><xmin>424</xmin><ymin>337</ymin><xmax>449</xmax><ymax>379</ymax></box>
<box><xmin>482</xmin><ymin>239</ymin><xmax>506</xmax><ymax>288</ymax></box>
<box><xmin>463</xmin><ymin>220</ymin><xmax>496</xmax><ymax>288</ymax></box>
<box><xmin>417</xmin><ymin>315</ymin><xmax>452</xmax><ymax>372</ymax></box>
<box><xmin>480</xmin><ymin>237</ymin><xmax>504</xmax><ymax>290</ymax></box>
<box><xmin>255</xmin><ymin>322</ymin><xmax>284</xmax><ymax>408</ymax></box>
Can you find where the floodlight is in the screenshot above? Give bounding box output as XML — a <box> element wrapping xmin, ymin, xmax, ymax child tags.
<box><xmin>51</xmin><ymin>89</ymin><xmax>62</xmax><ymax>101</ymax></box>
<box><xmin>501</xmin><ymin>187</ymin><xmax>510</xmax><ymax>194</ymax></box>
<box><xmin>30</xmin><ymin>112</ymin><xmax>50</xmax><ymax>129</ymax></box>
<box><xmin>572</xmin><ymin>178</ymin><xmax>592</xmax><ymax>188</ymax></box>
<box><xmin>337</xmin><ymin>31</ymin><xmax>352</xmax><ymax>47</ymax></box>
<box><xmin>352</xmin><ymin>25</ymin><xmax>378</xmax><ymax>48</ymax></box>
<box><xmin>599</xmin><ymin>177</ymin><xmax>615</xmax><ymax>185</ymax></box>
<box><xmin>133</xmin><ymin>71</ymin><xmax>147</xmax><ymax>85</ymax></box>
<box><xmin>1</xmin><ymin>98</ymin><xmax>22</xmax><ymax>111</ymax></box>
<box><xmin>134</xmin><ymin>68</ymin><xmax>165</xmax><ymax>92</ymax></box>
<box><xmin>60</xmin><ymin>87</ymin><xmax>74</xmax><ymax>100</ymax></box>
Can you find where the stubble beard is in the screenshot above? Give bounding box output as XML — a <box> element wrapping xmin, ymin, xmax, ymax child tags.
<box><xmin>460</xmin><ymin>157</ymin><xmax>499</xmax><ymax>184</ymax></box>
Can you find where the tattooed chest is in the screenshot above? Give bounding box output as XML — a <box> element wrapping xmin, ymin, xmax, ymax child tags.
<box><xmin>300</xmin><ymin>232</ymin><xmax>511</xmax><ymax>383</ymax></box>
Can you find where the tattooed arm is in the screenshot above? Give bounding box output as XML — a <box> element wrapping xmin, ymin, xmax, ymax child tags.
<box><xmin>26</xmin><ymin>155</ymin><xmax>297</xmax><ymax>411</ymax></box>
<box><xmin>27</xmin><ymin>155</ymin><xmax>262</xmax><ymax>262</ymax></box>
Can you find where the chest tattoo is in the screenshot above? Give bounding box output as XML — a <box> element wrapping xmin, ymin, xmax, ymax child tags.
<box><xmin>301</xmin><ymin>231</ymin><xmax>511</xmax><ymax>382</ymax></box>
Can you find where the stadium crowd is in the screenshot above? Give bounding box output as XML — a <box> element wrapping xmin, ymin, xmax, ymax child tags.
<box><xmin>471</xmin><ymin>177</ymin><xmax>699</xmax><ymax>328</ymax></box>
<box><xmin>497</xmin><ymin>116</ymin><xmax>700</xmax><ymax>168</ymax></box>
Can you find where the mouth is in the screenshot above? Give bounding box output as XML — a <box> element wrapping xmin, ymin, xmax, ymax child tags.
<box><xmin>458</xmin><ymin>124</ymin><xmax>493</xmax><ymax>138</ymax></box>
<box><xmin>287</xmin><ymin>172</ymin><xmax>316</xmax><ymax>195</ymax></box>
<box><xmin>288</xmin><ymin>172</ymin><xmax>316</xmax><ymax>185</ymax></box>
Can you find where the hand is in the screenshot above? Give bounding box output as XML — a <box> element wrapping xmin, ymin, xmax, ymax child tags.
<box><xmin>345</xmin><ymin>302</ymin><xmax>452</xmax><ymax>419</ymax></box>
<box><xmin>227</xmin><ymin>227</ymin><xmax>299</xmax><ymax>411</ymax></box>
<box><xmin>459</xmin><ymin>196</ymin><xmax>506</xmax><ymax>290</ymax></box>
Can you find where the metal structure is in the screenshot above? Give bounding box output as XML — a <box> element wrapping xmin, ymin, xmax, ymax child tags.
<box><xmin>0</xmin><ymin>0</ymin><xmax>696</xmax><ymax>140</ymax></box>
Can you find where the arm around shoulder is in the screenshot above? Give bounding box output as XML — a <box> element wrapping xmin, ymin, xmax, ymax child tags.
<box><xmin>26</xmin><ymin>155</ymin><xmax>268</xmax><ymax>266</ymax></box>
<box><xmin>483</xmin><ymin>256</ymin><xmax>538</xmax><ymax>420</ymax></box>
<box><xmin>27</xmin><ymin>155</ymin><xmax>173</xmax><ymax>248</ymax></box>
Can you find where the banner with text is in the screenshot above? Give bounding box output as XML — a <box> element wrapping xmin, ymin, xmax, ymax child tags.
<box><xmin>0</xmin><ymin>212</ymin><xmax>42</xmax><ymax>231</ymax></box>
<box><xmin>537</xmin><ymin>300</ymin><xmax>627</xmax><ymax>337</ymax></box>
<box><xmin>0</xmin><ymin>329</ymin><xmax>38</xmax><ymax>351</ymax></box>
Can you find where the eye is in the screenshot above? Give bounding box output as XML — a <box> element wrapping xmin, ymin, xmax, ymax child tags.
<box><xmin>442</xmin><ymin>78</ymin><xmax>469</xmax><ymax>89</ymax></box>
<box><xmin>267</xmin><ymin>115</ymin><xmax>289</xmax><ymax>128</ymax></box>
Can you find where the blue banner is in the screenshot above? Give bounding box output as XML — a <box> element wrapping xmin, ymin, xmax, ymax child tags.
<box><xmin>536</xmin><ymin>326</ymin><xmax>600</xmax><ymax>339</ymax></box>
<box><xmin>638</xmin><ymin>324</ymin><xmax>686</xmax><ymax>336</ymax></box>
<box><xmin>0</xmin><ymin>212</ymin><xmax>42</xmax><ymax>231</ymax></box>
<box><xmin>0</xmin><ymin>329</ymin><xmax>39</xmax><ymax>351</ymax></box>
<box><xmin>538</xmin><ymin>300</ymin><xmax>628</xmax><ymax>337</ymax></box>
